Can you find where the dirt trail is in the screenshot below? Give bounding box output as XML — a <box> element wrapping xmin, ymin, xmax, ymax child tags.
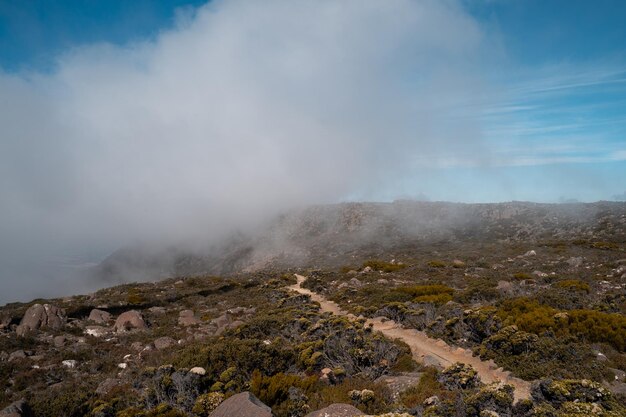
<box><xmin>288</xmin><ymin>274</ymin><xmax>532</xmax><ymax>401</ymax></box>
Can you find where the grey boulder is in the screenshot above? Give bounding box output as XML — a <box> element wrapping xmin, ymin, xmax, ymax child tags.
<box><xmin>113</xmin><ymin>310</ymin><xmax>147</xmax><ymax>332</ymax></box>
<box><xmin>16</xmin><ymin>304</ymin><xmax>66</xmax><ymax>336</ymax></box>
<box><xmin>209</xmin><ymin>391</ymin><xmax>272</xmax><ymax>417</ymax></box>
<box><xmin>88</xmin><ymin>309</ymin><xmax>112</xmax><ymax>324</ymax></box>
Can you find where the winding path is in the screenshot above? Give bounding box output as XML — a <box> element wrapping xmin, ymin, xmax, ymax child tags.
<box><xmin>288</xmin><ymin>274</ymin><xmax>532</xmax><ymax>401</ymax></box>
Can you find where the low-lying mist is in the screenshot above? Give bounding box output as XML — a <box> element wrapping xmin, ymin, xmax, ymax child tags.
<box><xmin>0</xmin><ymin>0</ymin><xmax>495</xmax><ymax>304</ymax></box>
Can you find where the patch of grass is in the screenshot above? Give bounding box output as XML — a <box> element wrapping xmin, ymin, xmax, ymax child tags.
<box><xmin>513</xmin><ymin>272</ymin><xmax>532</xmax><ymax>280</ymax></box>
<box><xmin>590</xmin><ymin>241</ymin><xmax>619</xmax><ymax>250</ymax></box>
<box><xmin>427</xmin><ymin>260</ymin><xmax>446</xmax><ymax>268</ymax></box>
<box><xmin>399</xmin><ymin>367</ymin><xmax>452</xmax><ymax>408</ymax></box>
<box><xmin>554</xmin><ymin>279</ymin><xmax>590</xmax><ymax>293</ymax></box>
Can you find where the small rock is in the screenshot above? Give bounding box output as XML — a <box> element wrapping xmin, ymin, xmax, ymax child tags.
<box><xmin>190</xmin><ymin>367</ymin><xmax>206</xmax><ymax>375</ymax></box>
<box><xmin>85</xmin><ymin>326</ymin><xmax>107</xmax><ymax>337</ymax></box>
<box><xmin>348</xmin><ymin>278</ymin><xmax>362</xmax><ymax>287</ymax></box>
<box><xmin>148</xmin><ymin>306</ymin><xmax>166</xmax><ymax>315</ymax></box>
<box><xmin>96</xmin><ymin>378</ymin><xmax>122</xmax><ymax>395</ymax></box>
<box><xmin>8</xmin><ymin>350</ymin><xmax>26</xmax><ymax>362</ymax></box>
<box><xmin>118</xmin><ymin>363</ymin><xmax>128</xmax><ymax>369</ymax></box>
<box><xmin>424</xmin><ymin>395</ymin><xmax>440</xmax><ymax>407</ymax></box>
<box><xmin>566</xmin><ymin>257</ymin><xmax>584</xmax><ymax>268</ymax></box>
<box><xmin>0</xmin><ymin>316</ymin><xmax>11</xmax><ymax>332</ymax></box>
<box><xmin>154</xmin><ymin>336</ymin><xmax>176</xmax><ymax>350</ymax></box>
<box><xmin>88</xmin><ymin>309</ymin><xmax>112</xmax><ymax>324</ymax></box>
<box><xmin>523</xmin><ymin>250</ymin><xmax>537</xmax><ymax>257</ymax></box>
<box><xmin>113</xmin><ymin>310</ymin><xmax>147</xmax><ymax>332</ymax></box>
<box><xmin>53</xmin><ymin>335</ymin><xmax>66</xmax><ymax>348</ymax></box>
<box><xmin>362</xmin><ymin>266</ymin><xmax>373</xmax><ymax>273</ymax></box>
<box><xmin>179</xmin><ymin>310</ymin><xmax>201</xmax><ymax>326</ymax></box>
<box><xmin>62</xmin><ymin>360</ymin><xmax>78</xmax><ymax>369</ymax></box>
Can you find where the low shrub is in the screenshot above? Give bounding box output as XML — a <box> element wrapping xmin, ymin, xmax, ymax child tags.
<box><xmin>427</xmin><ymin>260</ymin><xmax>446</xmax><ymax>268</ymax></box>
<box><xmin>398</xmin><ymin>285</ymin><xmax>453</xmax><ymax>297</ymax></box>
<box><xmin>400</xmin><ymin>367</ymin><xmax>452</xmax><ymax>408</ymax></box>
<box><xmin>554</xmin><ymin>279</ymin><xmax>590</xmax><ymax>293</ymax></box>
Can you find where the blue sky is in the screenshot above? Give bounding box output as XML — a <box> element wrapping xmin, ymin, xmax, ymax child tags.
<box><xmin>0</xmin><ymin>0</ymin><xmax>625</xmax><ymax>204</ymax></box>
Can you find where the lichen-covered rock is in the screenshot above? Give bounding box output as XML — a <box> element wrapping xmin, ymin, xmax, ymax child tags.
<box><xmin>208</xmin><ymin>391</ymin><xmax>272</xmax><ymax>417</ymax></box>
<box><xmin>16</xmin><ymin>304</ymin><xmax>66</xmax><ymax>336</ymax></box>
<box><xmin>113</xmin><ymin>310</ymin><xmax>147</xmax><ymax>332</ymax></box>
<box><xmin>439</xmin><ymin>363</ymin><xmax>481</xmax><ymax>390</ymax></box>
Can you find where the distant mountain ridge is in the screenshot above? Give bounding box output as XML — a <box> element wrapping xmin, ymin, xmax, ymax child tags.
<box><xmin>91</xmin><ymin>201</ymin><xmax>626</xmax><ymax>284</ymax></box>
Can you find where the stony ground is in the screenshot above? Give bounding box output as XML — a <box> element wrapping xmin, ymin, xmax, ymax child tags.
<box><xmin>1</xmin><ymin>201</ymin><xmax>626</xmax><ymax>417</ymax></box>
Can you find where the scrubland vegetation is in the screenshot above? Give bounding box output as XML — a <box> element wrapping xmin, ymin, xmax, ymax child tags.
<box><xmin>1</xmin><ymin>202</ymin><xmax>626</xmax><ymax>416</ymax></box>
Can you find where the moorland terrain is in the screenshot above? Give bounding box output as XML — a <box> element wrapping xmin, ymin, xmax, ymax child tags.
<box><xmin>1</xmin><ymin>201</ymin><xmax>626</xmax><ymax>417</ymax></box>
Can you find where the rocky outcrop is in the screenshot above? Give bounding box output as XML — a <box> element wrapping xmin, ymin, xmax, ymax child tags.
<box><xmin>305</xmin><ymin>403</ymin><xmax>362</xmax><ymax>417</ymax></box>
<box><xmin>208</xmin><ymin>391</ymin><xmax>272</xmax><ymax>417</ymax></box>
<box><xmin>113</xmin><ymin>310</ymin><xmax>147</xmax><ymax>332</ymax></box>
<box><xmin>0</xmin><ymin>400</ymin><xmax>33</xmax><ymax>417</ymax></box>
<box><xmin>88</xmin><ymin>309</ymin><xmax>112</xmax><ymax>324</ymax></box>
<box><xmin>16</xmin><ymin>304</ymin><xmax>66</xmax><ymax>336</ymax></box>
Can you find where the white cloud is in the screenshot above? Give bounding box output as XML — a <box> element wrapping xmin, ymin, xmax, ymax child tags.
<box><xmin>0</xmin><ymin>0</ymin><xmax>490</xmax><ymax>302</ymax></box>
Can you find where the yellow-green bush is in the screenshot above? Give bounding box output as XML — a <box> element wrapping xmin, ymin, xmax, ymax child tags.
<box><xmin>427</xmin><ymin>260</ymin><xmax>446</xmax><ymax>268</ymax></box>
<box><xmin>192</xmin><ymin>393</ymin><xmax>224</xmax><ymax>417</ymax></box>
<box><xmin>398</xmin><ymin>285</ymin><xmax>454</xmax><ymax>299</ymax></box>
<box><xmin>554</xmin><ymin>280</ymin><xmax>590</xmax><ymax>293</ymax></box>
<box><xmin>497</xmin><ymin>298</ymin><xmax>626</xmax><ymax>351</ymax></box>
